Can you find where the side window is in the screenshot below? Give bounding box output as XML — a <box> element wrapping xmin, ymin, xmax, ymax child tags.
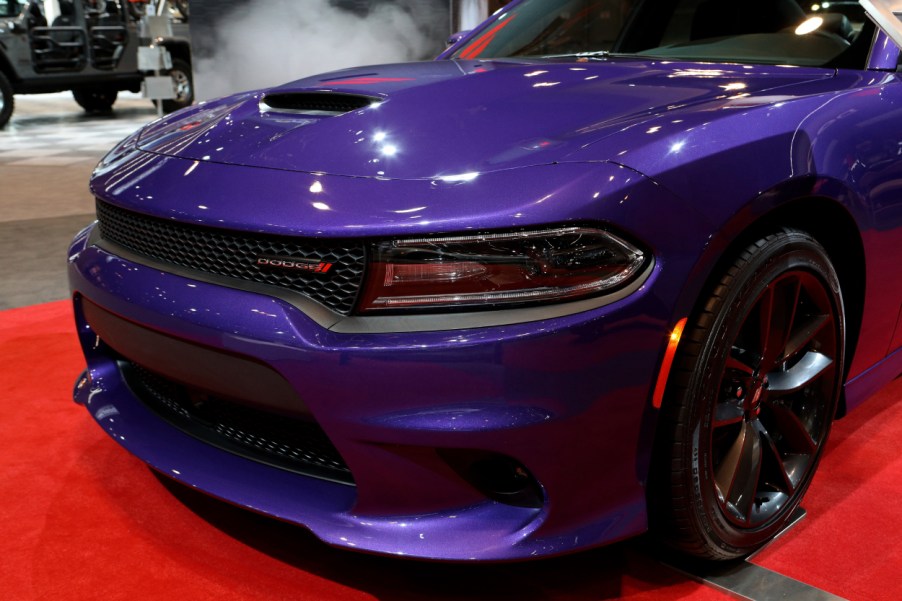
<box><xmin>1</xmin><ymin>1</ymin><xmax>22</xmax><ymax>18</ymax></box>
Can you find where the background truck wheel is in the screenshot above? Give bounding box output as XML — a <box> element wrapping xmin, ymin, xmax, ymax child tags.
<box><xmin>72</xmin><ymin>87</ymin><xmax>119</xmax><ymax>113</ymax></box>
<box><xmin>160</xmin><ymin>58</ymin><xmax>194</xmax><ymax>113</ymax></box>
<box><xmin>0</xmin><ymin>71</ymin><xmax>14</xmax><ymax>129</ymax></box>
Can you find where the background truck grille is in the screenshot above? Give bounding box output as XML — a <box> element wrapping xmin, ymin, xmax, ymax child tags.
<box><xmin>96</xmin><ymin>200</ymin><xmax>366</xmax><ymax>314</ymax></box>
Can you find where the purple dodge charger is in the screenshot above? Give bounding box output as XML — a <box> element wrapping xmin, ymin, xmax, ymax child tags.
<box><xmin>68</xmin><ymin>0</ymin><xmax>902</xmax><ymax>560</ymax></box>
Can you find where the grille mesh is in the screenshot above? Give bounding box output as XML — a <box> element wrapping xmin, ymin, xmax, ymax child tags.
<box><xmin>96</xmin><ymin>200</ymin><xmax>366</xmax><ymax>314</ymax></box>
<box><xmin>124</xmin><ymin>362</ymin><xmax>355</xmax><ymax>484</ymax></box>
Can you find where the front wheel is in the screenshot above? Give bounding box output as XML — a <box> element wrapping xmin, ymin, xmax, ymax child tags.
<box><xmin>653</xmin><ymin>229</ymin><xmax>844</xmax><ymax>560</ymax></box>
<box><xmin>0</xmin><ymin>70</ymin><xmax>14</xmax><ymax>129</ymax></box>
<box><xmin>73</xmin><ymin>86</ymin><xmax>118</xmax><ymax>113</ymax></box>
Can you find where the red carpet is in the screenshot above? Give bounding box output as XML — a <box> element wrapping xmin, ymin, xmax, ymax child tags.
<box><xmin>3</xmin><ymin>300</ymin><xmax>899</xmax><ymax>600</ymax></box>
<box><xmin>751</xmin><ymin>372</ymin><xmax>902</xmax><ymax>599</ymax></box>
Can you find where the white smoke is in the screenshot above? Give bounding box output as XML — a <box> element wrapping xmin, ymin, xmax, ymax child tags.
<box><xmin>194</xmin><ymin>0</ymin><xmax>448</xmax><ymax>100</ymax></box>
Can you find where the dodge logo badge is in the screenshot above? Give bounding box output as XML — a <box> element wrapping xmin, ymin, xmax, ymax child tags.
<box><xmin>256</xmin><ymin>255</ymin><xmax>334</xmax><ymax>274</ymax></box>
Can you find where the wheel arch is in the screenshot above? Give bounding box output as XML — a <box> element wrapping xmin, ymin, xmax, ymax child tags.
<box><xmin>645</xmin><ymin>187</ymin><xmax>861</xmax><ymax>557</ymax></box>
<box><xmin>673</xmin><ymin>184</ymin><xmax>865</xmax><ymax>418</ymax></box>
<box><xmin>0</xmin><ymin>50</ymin><xmax>18</xmax><ymax>83</ymax></box>
<box><xmin>158</xmin><ymin>39</ymin><xmax>191</xmax><ymax>64</ymax></box>
<box><xmin>745</xmin><ymin>197</ymin><xmax>864</xmax><ymax>416</ymax></box>
<box><xmin>640</xmin><ymin>178</ymin><xmax>864</xmax><ymax>492</ymax></box>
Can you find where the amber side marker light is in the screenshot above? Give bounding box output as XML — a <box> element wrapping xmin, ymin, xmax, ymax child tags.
<box><xmin>652</xmin><ymin>317</ymin><xmax>688</xmax><ymax>409</ymax></box>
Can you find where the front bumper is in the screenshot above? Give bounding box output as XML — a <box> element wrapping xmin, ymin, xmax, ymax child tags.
<box><xmin>68</xmin><ymin>223</ymin><xmax>669</xmax><ymax>561</ymax></box>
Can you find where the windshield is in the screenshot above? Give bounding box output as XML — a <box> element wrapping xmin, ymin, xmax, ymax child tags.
<box><xmin>450</xmin><ymin>0</ymin><xmax>870</xmax><ymax>68</ymax></box>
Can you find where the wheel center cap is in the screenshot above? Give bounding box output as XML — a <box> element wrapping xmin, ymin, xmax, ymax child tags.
<box><xmin>749</xmin><ymin>376</ymin><xmax>768</xmax><ymax>413</ymax></box>
<box><xmin>751</xmin><ymin>386</ymin><xmax>763</xmax><ymax>408</ymax></box>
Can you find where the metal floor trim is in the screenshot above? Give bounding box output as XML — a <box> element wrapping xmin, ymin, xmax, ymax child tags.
<box><xmin>662</xmin><ymin>508</ymin><xmax>847</xmax><ymax>600</ymax></box>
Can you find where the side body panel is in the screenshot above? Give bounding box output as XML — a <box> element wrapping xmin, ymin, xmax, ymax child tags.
<box><xmin>588</xmin><ymin>70</ymin><xmax>902</xmax><ymax>410</ymax></box>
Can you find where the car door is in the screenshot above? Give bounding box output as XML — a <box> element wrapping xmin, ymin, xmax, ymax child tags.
<box><xmin>29</xmin><ymin>0</ymin><xmax>88</xmax><ymax>72</ymax></box>
<box><xmin>84</xmin><ymin>0</ymin><xmax>128</xmax><ymax>70</ymax></box>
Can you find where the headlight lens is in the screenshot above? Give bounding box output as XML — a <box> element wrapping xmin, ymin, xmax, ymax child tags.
<box><xmin>357</xmin><ymin>226</ymin><xmax>646</xmax><ymax>313</ymax></box>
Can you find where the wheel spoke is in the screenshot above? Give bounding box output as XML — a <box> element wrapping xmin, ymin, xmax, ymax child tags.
<box><xmin>767</xmin><ymin>351</ymin><xmax>833</xmax><ymax>395</ymax></box>
<box><xmin>767</xmin><ymin>400</ymin><xmax>818</xmax><ymax>455</ymax></box>
<box><xmin>756</xmin><ymin>420</ymin><xmax>796</xmax><ymax>494</ymax></box>
<box><xmin>726</xmin><ymin>353</ymin><xmax>755</xmax><ymax>376</ymax></box>
<box><xmin>782</xmin><ymin>313</ymin><xmax>831</xmax><ymax>364</ymax></box>
<box><xmin>759</xmin><ymin>278</ymin><xmax>801</xmax><ymax>373</ymax></box>
<box><xmin>756</xmin><ymin>286</ymin><xmax>775</xmax><ymax>368</ymax></box>
<box><xmin>716</xmin><ymin>421</ymin><xmax>762</xmax><ymax>522</ymax></box>
<box><xmin>715</xmin><ymin>424</ymin><xmax>747</xmax><ymax>499</ymax></box>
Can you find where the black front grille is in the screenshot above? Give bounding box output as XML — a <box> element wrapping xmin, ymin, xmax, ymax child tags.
<box><xmin>96</xmin><ymin>200</ymin><xmax>366</xmax><ymax>314</ymax></box>
<box><xmin>123</xmin><ymin>362</ymin><xmax>355</xmax><ymax>485</ymax></box>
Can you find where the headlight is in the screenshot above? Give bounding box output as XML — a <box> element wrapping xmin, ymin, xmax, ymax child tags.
<box><xmin>357</xmin><ymin>226</ymin><xmax>647</xmax><ymax>313</ymax></box>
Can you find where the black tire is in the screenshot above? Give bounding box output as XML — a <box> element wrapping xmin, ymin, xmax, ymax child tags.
<box><xmin>0</xmin><ymin>70</ymin><xmax>14</xmax><ymax>129</ymax></box>
<box><xmin>160</xmin><ymin>58</ymin><xmax>194</xmax><ymax>113</ymax></box>
<box><xmin>652</xmin><ymin>229</ymin><xmax>845</xmax><ymax>560</ymax></box>
<box><xmin>72</xmin><ymin>87</ymin><xmax>118</xmax><ymax>113</ymax></box>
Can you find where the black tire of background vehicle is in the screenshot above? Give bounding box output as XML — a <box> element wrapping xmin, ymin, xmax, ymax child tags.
<box><xmin>72</xmin><ymin>87</ymin><xmax>118</xmax><ymax>113</ymax></box>
<box><xmin>0</xmin><ymin>70</ymin><xmax>14</xmax><ymax>129</ymax></box>
<box><xmin>159</xmin><ymin>58</ymin><xmax>194</xmax><ymax>113</ymax></box>
<box><xmin>651</xmin><ymin>229</ymin><xmax>845</xmax><ymax>560</ymax></box>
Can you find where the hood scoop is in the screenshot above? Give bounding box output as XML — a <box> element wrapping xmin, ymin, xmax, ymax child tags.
<box><xmin>259</xmin><ymin>92</ymin><xmax>380</xmax><ymax>117</ymax></box>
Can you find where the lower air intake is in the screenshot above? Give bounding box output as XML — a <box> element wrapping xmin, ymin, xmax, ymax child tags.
<box><xmin>122</xmin><ymin>362</ymin><xmax>355</xmax><ymax>485</ymax></box>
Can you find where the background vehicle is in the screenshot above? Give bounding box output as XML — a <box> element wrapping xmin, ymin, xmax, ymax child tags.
<box><xmin>0</xmin><ymin>0</ymin><xmax>192</xmax><ymax>128</ymax></box>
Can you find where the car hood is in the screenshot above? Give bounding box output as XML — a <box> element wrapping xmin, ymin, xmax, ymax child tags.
<box><xmin>136</xmin><ymin>59</ymin><xmax>834</xmax><ymax>180</ymax></box>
